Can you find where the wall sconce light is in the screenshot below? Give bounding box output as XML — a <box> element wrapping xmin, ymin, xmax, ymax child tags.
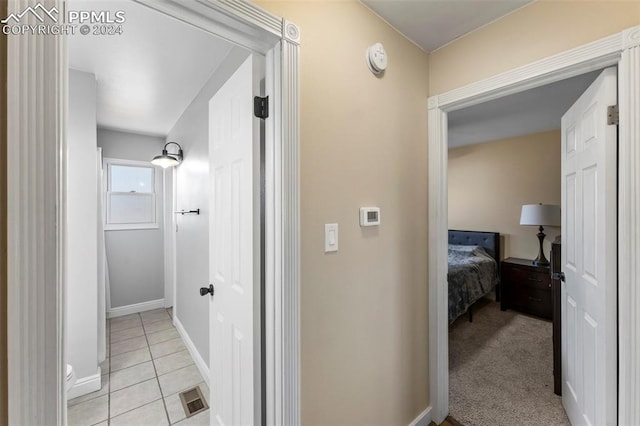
<box><xmin>151</xmin><ymin>142</ymin><xmax>183</xmax><ymax>168</ymax></box>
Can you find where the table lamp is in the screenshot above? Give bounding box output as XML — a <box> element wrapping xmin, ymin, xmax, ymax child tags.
<box><xmin>520</xmin><ymin>203</ymin><xmax>561</xmax><ymax>266</ymax></box>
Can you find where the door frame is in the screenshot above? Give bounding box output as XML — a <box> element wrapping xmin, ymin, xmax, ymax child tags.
<box><xmin>5</xmin><ymin>1</ymin><xmax>300</xmax><ymax>425</ymax></box>
<box><xmin>163</xmin><ymin>167</ymin><xmax>176</xmax><ymax>310</ymax></box>
<box><xmin>428</xmin><ymin>25</ymin><xmax>640</xmax><ymax>425</ymax></box>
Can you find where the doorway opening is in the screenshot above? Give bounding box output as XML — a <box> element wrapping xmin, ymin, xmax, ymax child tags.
<box><xmin>65</xmin><ymin>1</ymin><xmax>261</xmax><ymax>424</ymax></box>
<box><xmin>427</xmin><ymin>27</ymin><xmax>640</xmax><ymax>424</ymax></box>
<box><xmin>444</xmin><ymin>69</ymin><xmax>606</xmax><ymax>425</ymax></box>
<box><xmin>6</xmin><ymin>0</ymin><xmax>301</xmax><ymax>423</ymax></box>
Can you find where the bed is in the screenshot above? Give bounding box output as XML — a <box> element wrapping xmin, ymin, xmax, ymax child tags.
<box><xmin>448</xmin><ymin>230</ymin><xmax>500</xmax><ymax>324</ymax></box>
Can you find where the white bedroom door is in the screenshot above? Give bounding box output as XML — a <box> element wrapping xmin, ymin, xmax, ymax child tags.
<box><xmin>207</xmin><ymin>54</ymin><xmax>262</xmax><ymax>426</ymax></box>
<box><xmin>560</xmin><ymin>66</ymin><xmax>617</xmax><ymax>426</ymax></box>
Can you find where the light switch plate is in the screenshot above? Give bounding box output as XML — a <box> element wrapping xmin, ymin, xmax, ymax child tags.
<box><xmin>325</xmin><ymin>223</ymin><xmax>338</xmax><ymax>253</ymax></box>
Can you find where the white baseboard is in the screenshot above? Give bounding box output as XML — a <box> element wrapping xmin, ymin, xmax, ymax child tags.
<box><xmin>67</xmin><ymin>371</ymin><xmax>101</xmax><ymax>399</ymax></box>
<box><xmin>174</xmin><ymin>316</ymin><xmax>210</xmax><ymax>386</ymax></box>
<box><xmin>408</xmin><ymin>406</ymin><xmax>432</xmax><ymax>426</ymax></box>
<box><xmin>107</xmin><ymin>298</ymin><xmax>165</xmax><ymax>318</ymax></box>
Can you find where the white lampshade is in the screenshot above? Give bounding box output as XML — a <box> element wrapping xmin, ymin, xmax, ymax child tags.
<box><xmin>520</xmin><ymin>204</ymin><xmax>560</xmax><ymax>226</ymax></box>
<box><xmin>151</xmin><ymin>154</ymin><xmax>180</xmax><ymax>168</ymax></box>
<box><xmin>151</xmin><ymin>143</ymin><xmax>183</xmax><ymax>168</ymax></box>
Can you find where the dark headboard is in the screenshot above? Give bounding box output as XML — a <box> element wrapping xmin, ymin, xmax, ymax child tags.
<box><xmin>448</xmin><ymin>230</ymin><xmax>500</xmax><ymax>264</ymax></box>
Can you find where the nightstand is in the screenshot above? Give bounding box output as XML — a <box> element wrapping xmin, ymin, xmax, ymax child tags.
<box><xmin>500</xmin><ymin>257</ymin><xmax>552</xmax><ymax>319</ymax></box>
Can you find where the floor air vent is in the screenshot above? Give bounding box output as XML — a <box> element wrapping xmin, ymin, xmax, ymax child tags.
<box><xmin>179</xmin><ymin>386</ymin><xmax>208</xmax><ymax>417</ymax></box>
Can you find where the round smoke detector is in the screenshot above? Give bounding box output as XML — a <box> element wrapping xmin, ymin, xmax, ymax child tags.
<box><xmin>366</xmin><ymin>42</ymin><xmax>388</xmax><ymax>75</ymax></box>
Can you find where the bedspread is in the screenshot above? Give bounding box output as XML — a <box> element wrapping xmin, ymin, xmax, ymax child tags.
<box><xmin>448</xmin><ymin>244</ymin><xmax>498</xmax><ymax>324</ymax></box>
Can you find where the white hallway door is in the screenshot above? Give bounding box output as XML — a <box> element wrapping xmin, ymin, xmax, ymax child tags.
<box><xmin>561</xmin><ymin>67</ymin><xmax>617</xmax><ymax>425</ymax></box>
<box><xmin>208</xmin><ymin>55</ymin><xmax>262</xmax><ymax>426</ymax></box>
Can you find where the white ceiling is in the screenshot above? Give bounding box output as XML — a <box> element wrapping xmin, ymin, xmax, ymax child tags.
<box><xmin>448</xmin><ymin>70</ymin><xmax>601</xmax><ymax>148</ymax></box>
<box><xmin>362</xmin><ymin>0</ymin><xmax>533</xmax><ymax>52</ymax></box>
<box><xmin>68</xmin><ymin>0</ymin><xmax>233</xmax><ymax>136</ymax></box>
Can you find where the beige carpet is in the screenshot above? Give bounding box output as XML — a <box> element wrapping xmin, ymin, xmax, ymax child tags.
<box><xmin>448</xmin><ymin>299</ymin><xmax>570</xmax><ymax>426</ymax></box>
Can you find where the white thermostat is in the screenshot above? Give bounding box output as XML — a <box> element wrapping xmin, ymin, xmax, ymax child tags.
<box><xmin>360</xmin><ymin>207</ymin><xmax>380</xmax><ymax>226</ymax></box>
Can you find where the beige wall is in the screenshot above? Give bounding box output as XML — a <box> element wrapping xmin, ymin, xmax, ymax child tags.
<box><xmin>257</xmin><ymin>1</ymin><xmax>430</xmax><ymax>425</ymax></box>
<box><xmin>429</xmin><ymin>0</ymin><xmax>640</xmax><ymax>94</ymax></box>
<box><xmin>244</xmin><ymin>1</ymin><xmax>640</xmax><ymax>425</ymax></box>
<box><xmin>449</xmin><ymin>131</ymin><xmax>561</xmax><ymax>261</ymax></box>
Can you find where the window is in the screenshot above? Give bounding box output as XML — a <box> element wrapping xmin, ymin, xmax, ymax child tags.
<box><xmin>104</xmin><ymin>158</ymin><xmax>161</xmax><ymax>230</ymax></box>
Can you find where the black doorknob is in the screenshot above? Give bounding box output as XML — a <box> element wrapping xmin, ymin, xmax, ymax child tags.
<box><xmin>200</xmin><ymin>284</ymin><xmax>215</xmax><ymax>296</ymax></box>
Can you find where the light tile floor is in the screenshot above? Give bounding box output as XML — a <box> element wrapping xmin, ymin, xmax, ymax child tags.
<box><xmin>68</xmin><ymin>308</ymin><xmax>210</xmax><ymax>426</ymax></box>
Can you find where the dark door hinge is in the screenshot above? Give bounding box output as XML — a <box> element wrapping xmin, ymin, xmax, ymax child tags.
<box><xmin>607</xmin><ymin>104</ymin><xmax>619</xmax><ymax>125</ymax></box>
<box><xmin>254</xmin><ymin>96</ymin><xmax>269</xmax><ymax>120</ymax></box>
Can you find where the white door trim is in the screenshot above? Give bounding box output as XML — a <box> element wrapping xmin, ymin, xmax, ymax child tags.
<box><xmin>428</xmin><ymin>25</ymin><xmax>640</xmax><ymax>425</ymax></box>
<box><xmin>7</xmin><ymin>1</ymin><xmax>67</xmax><ymax>422</ymax></box>
<box><xmin>163</xmin><ymin>167</ymin><xmax>176</xmax><ymax>309</ymax></box>
<box><xmin>5</xmin><ymin>1</ymin><xmax>300</xmax><ymax>425</ymax></box>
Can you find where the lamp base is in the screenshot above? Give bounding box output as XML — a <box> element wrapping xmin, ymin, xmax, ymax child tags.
<box><xmin>532</xmin><ymin>226</ymin><xmax>550</xmax><ymax>266</ymax></box>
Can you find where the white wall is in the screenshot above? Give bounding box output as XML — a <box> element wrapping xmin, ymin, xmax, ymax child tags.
<box><xmin>67</xmin><ymin>69</ymin><xmax>100</xmax><ymax>390</ymax></box>
<box><xmin>97</xmin><ymin>128</ymin><xmax>165</xmax><ymax>308</ymax></box>
<box><xmin>167</xmin><ymin>47</ymin><xmax>250</xmax><ymax>366</ymax></box>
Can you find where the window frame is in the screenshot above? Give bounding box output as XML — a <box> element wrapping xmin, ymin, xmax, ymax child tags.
<box><xmin>103</xmin><ymin>157</ymin><xmax>162</xmax><ymax>231</ymax></box>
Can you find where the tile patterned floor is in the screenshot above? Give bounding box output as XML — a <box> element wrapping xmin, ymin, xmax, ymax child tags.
<box><xmin>68</xmin><ymin>308</ymin><xmax>210</xmax><ymax>426</ymax></box>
